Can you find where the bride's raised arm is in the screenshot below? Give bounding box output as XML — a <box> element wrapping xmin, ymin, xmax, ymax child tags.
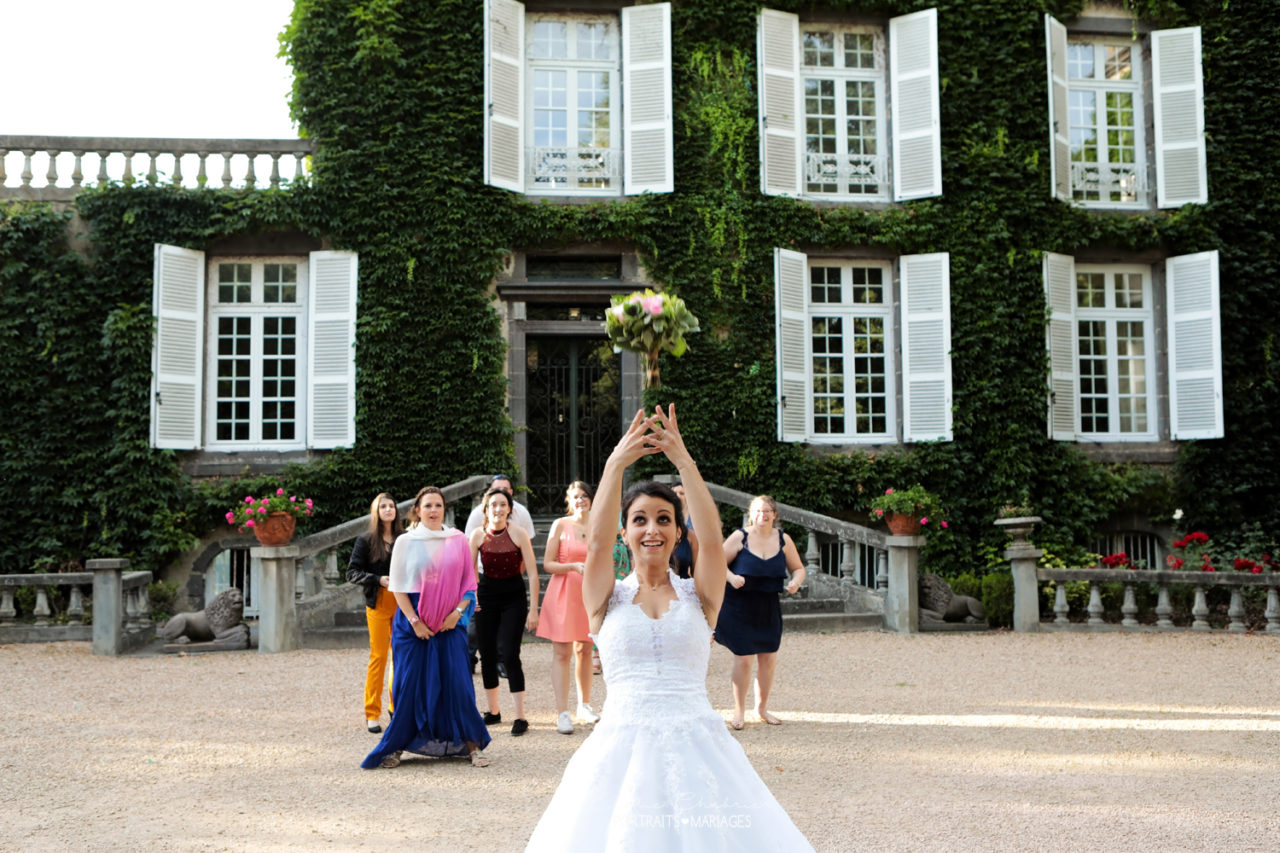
<box><xmin>648</xmin><ymin>404</ymin><xmax>726</xmax><ymax>625</ymax></box>
<box><xmin>583</xmin><ymin>409</ymin><xmax>660</xmax><ymax>629</ymax></box>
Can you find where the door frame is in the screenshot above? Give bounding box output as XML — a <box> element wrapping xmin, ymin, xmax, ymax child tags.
<box><xmin>507</xmin><ymin>309</ymin><xmax>641</xmax><ymax>497</ymax></box>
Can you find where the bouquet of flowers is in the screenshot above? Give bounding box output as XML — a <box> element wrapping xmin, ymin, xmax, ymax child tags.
<box><xmin>604</xmin><ymin>289</ymin><xmax>699</xmax><ymax>388</ymax></box>
<box><xmin>226</xmin><ymin>488</ymin><xmax>313</xmax><ymax>531</ymax></box>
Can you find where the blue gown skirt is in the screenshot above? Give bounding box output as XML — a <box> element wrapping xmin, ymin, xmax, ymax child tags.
<box><xmin>362</xmin><ymin>594</ymin><xmax>491</xmax><ymax>768</ymax></box>
<box><xmin>714</xmin><ymin>576</ymin><xmax>784</xmax><ymax>655</ymax></box>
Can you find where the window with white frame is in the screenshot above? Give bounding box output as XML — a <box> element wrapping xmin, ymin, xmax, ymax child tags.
<box><xmin>775</xmin><ymin>248</ymin><xmax>952</xmax><ymax>444</ymax></box>
<box><xmin>150</xmin><ymin>245</ymin><xmax>358</xmax><ymax>452</ymax></box>
<box><xmin>1073</xmin><ymin>264</ymin><xmax>1156</xmax><ymax>438</ymax></box>
<box><xmin>758</xmin><ymin>7</ymin><xmax>941</xmax><ymax>203</ymax></box>
<box><xmin>208</xmin><ymin>259</ymin><xmax>306</xmax><ymax>448</ymax></box>
<box><xmin>1044</xmin><ymin>250</ymin><xmax>1222</xmax><ymax>442</ymax></box>
<box><xmin>1046</xmin><ymin>15</ymin><xmax>1206</xmax><ymax>209</ymax></box>
<box><xmin>484</xmin><ymin>0</ymin><xmax>673</xmax><ymax>196</ymax></box>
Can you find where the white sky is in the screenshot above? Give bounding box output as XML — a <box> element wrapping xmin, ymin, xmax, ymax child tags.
<box><xmin>3</xmin><ymin>0</ymin><xmax>299</xmax><ymax>139</ymax></box>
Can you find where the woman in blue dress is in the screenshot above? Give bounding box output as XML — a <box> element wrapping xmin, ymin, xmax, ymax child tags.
<box><xmin>717</xmin><ymin>495</ymin><xmax>806</xmax><ymax>730</ymax></box>
<box><xmin>362</xmin><ymin>486</ymin><xmax>492</xmax><ymax>769</ymax></box>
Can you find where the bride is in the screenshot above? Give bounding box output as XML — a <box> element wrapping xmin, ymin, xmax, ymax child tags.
<box><xmin>525</xmin><ymin>405</ymin><xmax>814</xmax><ymax>851</ymax></box>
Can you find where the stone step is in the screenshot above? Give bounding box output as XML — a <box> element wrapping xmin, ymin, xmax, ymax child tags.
<box><xmin>781</xmin><ymin>612</ymin><xmax>883</xmax><ymax>633</ymax></box>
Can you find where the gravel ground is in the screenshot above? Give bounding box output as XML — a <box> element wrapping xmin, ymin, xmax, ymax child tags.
<box><xmin>4</xmin><ymin>630</ymin><xmax>1280</xmax><ymax>852</ymax></box>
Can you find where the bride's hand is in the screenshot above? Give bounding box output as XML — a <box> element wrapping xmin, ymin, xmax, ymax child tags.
<box><xmin>647</xmin><ymin>404</ymin><xmax>695</xmax><ymax>470</ymax></box>
<box><xmin>607</xmin><ymin>408</ymin><xmax>662</xmax><ymax>468</ymax></box>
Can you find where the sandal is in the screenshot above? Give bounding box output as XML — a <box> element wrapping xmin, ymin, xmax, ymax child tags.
<box><xmin>470</xmin><ymin>750</ymin><xmax>491</xmax><ymax>767</ymax></box>
<box><xmin>379</xmin><ymin>751</ymin><xmax>402</xmax><ymax>769</ymax></box>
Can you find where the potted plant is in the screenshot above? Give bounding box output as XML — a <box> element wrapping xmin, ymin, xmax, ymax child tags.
<box><xmin>226</xmin><ymin>488</ymin><xmax>314</xmax><ymax>546</ymax></box>
<box><xmin>604</xmin><ymin>288</ymin><xmax>699</xmax><ymax>388</ymax></box>
<box><xmin>869</xmin><ymin>485</ymin><xmax>947</xmax><ymax>536</ymax></box>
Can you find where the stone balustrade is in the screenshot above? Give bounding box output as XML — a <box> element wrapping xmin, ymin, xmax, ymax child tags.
<box><xmin>0</xmin><ymin>135</ymin><xmax>313</xmax><ymax>200</ymax></box>
<box><xmin>1003</xmin><ymin>517</ymin><xmax>1280</xmax><ymax>633</ymax></box>
<box><xmin>0</xmin><ymin>560</ymin><xmax>153</xmax><ymax>653</ymax></box>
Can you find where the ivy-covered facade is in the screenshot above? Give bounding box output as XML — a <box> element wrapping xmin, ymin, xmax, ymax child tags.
<box><xmin>2</xmin><ymin>0</ymin><xmax>1277</xmax><ymax>585</ymax></box>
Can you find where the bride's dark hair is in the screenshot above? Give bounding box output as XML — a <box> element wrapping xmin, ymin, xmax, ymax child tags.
<box><xmin>620</xmin><ymin>481</ymin><xmax>685</xmax><ymax>537</ymax></box>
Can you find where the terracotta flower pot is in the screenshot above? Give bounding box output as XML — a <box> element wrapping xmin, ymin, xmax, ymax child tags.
<box><xmin>253</xmin><ymin>512</ymin><xmax>297</xmax><ymax>546</ymax></box>
<box><xmin>885</xmin><ymin>512</ymin><xmax>919</xmax><ymax>536</ymax></box>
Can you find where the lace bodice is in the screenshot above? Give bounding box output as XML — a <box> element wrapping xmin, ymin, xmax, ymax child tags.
<box><xmin>593</xmin><ymin>572</ymin><xmax>717</xmax><ymax>726</ymax></box>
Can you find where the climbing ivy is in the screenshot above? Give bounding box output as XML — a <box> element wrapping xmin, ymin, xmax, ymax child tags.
<box><xmin>2</xmin><ymin>0</ymin><xmax>1277</xmax><ymax>579</ymax></box>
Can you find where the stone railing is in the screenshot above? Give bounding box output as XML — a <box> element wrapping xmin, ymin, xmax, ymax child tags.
<box><xmin>1003</xmin><ymin>517</ymin><xmax>1280</xmax><ymax>634</ymax></box>
<box><xmin>0</xmin><ymin>135</ymin><xmax>313</xmax><ymax>200</ymax></box>
<box><xmin>0</xmin><ymin>559</ymin><xmax>153</xmax><ymax>654</ymax></box>
<box><xmin>702</xmin><ymin>482</ymin><xmax>919</xmax><ymax>631</ymax></box>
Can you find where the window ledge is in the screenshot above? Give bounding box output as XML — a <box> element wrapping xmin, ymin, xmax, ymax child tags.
<box><xmin>180</xmin><ymin>450</ymin><xmax>326</xmax><ymax>478</ymax></box>
<box><xmin>1074</xmin><ymin>441</ymin><xmax>1179</xmax><ymax>465</ymax></box>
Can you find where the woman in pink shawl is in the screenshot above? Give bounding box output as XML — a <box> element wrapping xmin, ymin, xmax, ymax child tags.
<box><xmin>362</xmin><ymin>486</ymin><xmax>492</xmax><ymax>769</ymax></box>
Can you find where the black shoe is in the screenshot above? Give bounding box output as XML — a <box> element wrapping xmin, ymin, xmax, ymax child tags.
<box><xmin>483</xmin><ymin>711</ymin><xmax>501</xmax><ymax>725</ymax></box>
<box><xmin>367</xmin><ymin>721</ymin><xmax>382</xmax><ymax>734</ymax></box>
<box><xmin>511</xmin><ymin>718</ymin><xmax>529</xmax><ymax>736</ymax></box>
<box><xmin>498</xmin><ymin>662</ymin><xmax>508</xmax><ymax>680</ymax></box>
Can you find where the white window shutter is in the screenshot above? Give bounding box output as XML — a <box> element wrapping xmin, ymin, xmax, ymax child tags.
<box><xmin>774</xmin><ymin>247</ymin><xmax>808</xmax><ymax>442</ymax></box>
<box><xmin>150</xmin><ymin>244</ymin><xmax>204</xmax><ymax>449</ymax></box>
<box><xmin>889</xmin><ymin>8</ymin><xmax>942</xmax><ymax>201</ymax></box>
<box><xmin>1043</xmin><ymin>251</ymin><xmax>1077</xmax><ymax>439</ymax></box>
<box><xmin>1044</xmin><ymin>15</ymin><xmax>1071</xmax><ymax>202</ymax></box>
<box><xmin>900</xmin><ymin>252</ymin><xmax>952</xmax><ymax>441</ymax></box>
<box><xmin>307</xmin><ymin>251</ymin><xmax>358</xmax><ymax>449</ymax></box>
<box><xmin>1152</xmin><ymin>27</ymin><xmax>1207</xmax><ymax>208</ymax></box>
<box><xmin>757</xmin><ymin>8</ymin><xmax>802</xmax><ymax>197</ymax></box>
<box><xmin>1167</xmin><ymin>250</ymin><xmax>1222</xmax><ymax>439</ymax></box>
<box><xmin>622</xmin><ymin>2</ymin><xmax>673</xmax><ymax>195</ymax></box>
<box><xmin>484</xmin><ymin>0</ymin><xmax>524</xmax><ymax>193</ymax></box>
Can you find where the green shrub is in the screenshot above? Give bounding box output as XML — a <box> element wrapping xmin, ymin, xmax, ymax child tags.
<box><xmin>980</xmin><ymin>571</ymin><xmax>1015</xmax><ymax>628</ymax></box>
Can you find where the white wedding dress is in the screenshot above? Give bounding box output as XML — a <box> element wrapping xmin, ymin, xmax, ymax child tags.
<box><xmin>525</xmin><ymin>572</ymin><xmax>814</xmax><ymax>852</ymax></box>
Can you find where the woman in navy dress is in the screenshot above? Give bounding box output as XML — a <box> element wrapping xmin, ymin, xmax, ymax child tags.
<box><xmin>362</xmin><ymin>486</ymin><xmax>492</xmax><ymax>769</ymax></box>
<box><xmin>717</xmin><ymin>495</ymin><xmax>806</xmax><ymax>730</ymax></box>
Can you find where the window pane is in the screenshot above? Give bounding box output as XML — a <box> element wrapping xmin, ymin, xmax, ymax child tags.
<box><xmin>217</xmin><ymin>262</ymin><xmax>251</xmax><ymax>303</ymax></box>
<box><xmin>263</xmin><ymin>263</ymin><xmax>298</xmax><ymax>303</ymax></box>
<box><xmin>1104</xmin><ymin>45</ymin><xmax>1132</xmax><ymax>81</ymax></box>
<box><xmin>803</xmin><ymin>31</ymin><xmax>834</xmax><ymax>67</ymax></box>
<box><xmin>1067</xmin><ymin>43</ymin><xmax>1094</xmax><ymax>79</ymax></box>
<box><xmin>810</xmin><ymin>266</ymin><xmax>842</xmax><ymax>304</ymax></box>
<box><xmin>577</xmin><ymin>22</ymin><xmax>610</xmax><ymax>60</ymax></box>
<box><xmin>850</xmin><ymin>265</ymin><xmax>883</xmax><ymax>304</ymax></box>
<box><xmin>811</xmin><ymin>316</ymin><xmax>845</xmax><ymax>434</ymax></box>
<box><xmin>1076</xmin><ymin>272</ymin><xmax>1106</xmax><ymax>308</ymax></box>
<box><xmin>215</xmin><ymin>316</ymin><xmax>252</xmax><ymax>441</ymax></box>
<box><xmin>531</xmin><ymin>21</ymin><xmax>567</xmax><ymax>59</ymax></box>
<box><xmin>843</xmin><ymin>32</ymin><xmax>875</xmax><ymax>69</ymax></box>
<box><xmin>261</xmin><ymin>317</ymin><xmax>297</xmax><ymax>443</ymax></box>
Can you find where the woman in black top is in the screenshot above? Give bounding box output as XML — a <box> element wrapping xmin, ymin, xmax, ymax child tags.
<box><xmin>347</xmin><ymin>492</ymin><xmax>404</xmax><ymax>733</ymax></box>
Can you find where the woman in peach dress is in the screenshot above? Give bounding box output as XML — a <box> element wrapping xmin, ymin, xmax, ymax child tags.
<box><xmin>537</xmin><ymin>480</ymin><xmax>598</xmax><ymax>735</ymax></box>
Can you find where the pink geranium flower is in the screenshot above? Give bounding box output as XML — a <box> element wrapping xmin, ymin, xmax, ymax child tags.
<box><xmin>245</xmin><ymin>519</ymin><xmax>256</xmax><ymax>527</ymax></box>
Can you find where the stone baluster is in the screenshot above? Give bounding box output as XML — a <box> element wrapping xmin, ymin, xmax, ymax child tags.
<box><xmin>21</xmin><ymin>149</ymin><xmax>35</xmax><ymax>186</ymax></box>
<box><xmin>1053</xmin><ymin>584</ymin><xmax>1069</xmax><ymax>624</ymax></box>
<box><xmin>0</xmin><ymin>148</ymin><xmax>7</xmax><ymax>184</ymax></box>
<box><xmin>0</xmin><ymin>588</ymin><xmax>15</xmax><ymax>624</ymax></box>
<box><xmin>71</xmin><ymin>150</ymin><xmax>85</xmax><ymax>187</ymax></box>
<box><xmin>172</xmin><ymin>152</ymin><xmax>184</xmax><ymax>186</ymax></box>
<box><xmin>221</xmin><ymin>152</ymin><xmax>233</xmax><ymax>188</ymax></box>
<box><xmin>245</xmin><ymin>153</ymin><xmax>257</xmax><ymax>188</ymax></box>
<box><xmin>137</xmin><ymin>584</ymin><xmax>153</xmax><ymax>631</ymax></box>
<box><xmin>197</xmin><ymin>152</ymin><xmax>209</xmax><ymax>187</ymax></box>
<box><xmin>33</xmin><ymin>586</ymin><xmax>52</xmax><ymax>627</ymax></box>
<box><xmin>97</xmin><ymin>151</ymin><xmax>110</xmax><ymax>185</ymax></box>
<box><xmin>839</xmin><ymin>537</ymin><xmax>856</xmax><ymax>581</ymax></box>
<box><xmin>67</xmin><ymin>585</ymin><xmax>85</xmax><ymax>625</ymax></box>
<box><xmin>1191</xmin><ymin>585</ymin><xmax>1210</xmax><ymax>631</ymax></box>
<box><xmin>1121</xmin><ymin>583</ymin><xmax>1138</xmax><ymax>627</ymax></box>
<box><xmin>875</xmin><ymin>549</ymin><xmax>887</xmax><ymax>591</ymax></box>
<box><xmin>803</xmin><ymin>533</ymin><xmax>820</xmax><ymax>585</ymax></box>
<box><xmin>1265</xmin><ymin>588</ymin><xmax>1280</xmax><ymax>634</ymax></box>
<box><xmin>1086</xmin><ymin>583</ymin><xmax>1103</xmax><ymax>625</ymax></box>
<box><xmin>121</xmin><ymin>150</ymin><xmax>135</xmax><ymax>185</ymax></box>
<box><xmin>322</xmin><ymin>551</ymin><xmax>339</xmax><ymax>588</ymax></box>
<box><xmin>124</xmin><ymin>585</ymin><xmax>140</xmax><ymax>631</ymax></box>
<box><xmin>269</xmin><ymin>153</ymin><xmax>281</xmax><ymax>188</ymax></box>
<box><xmin>294</xmin><ymin>152</ymin><xmax>307</xmax><ymax>183</ymax></box>
<box><xmin>1155</xmin><ymin>584</ymin><xmax>1174</xmax><ymax>629</ymax></box>
<box><xmin>1227</xmin><ymin>588</ymin><xmax>1246</xmax><ymax>633</ymax></box>
<box><xmin>46</xmin><ymin>149</ymin><xmax>60</xmax><ymax>187</ymax></box>
<box><xmin>146</xmin><ymin>150</ymin><xmax>159</xmax><ymax>185</ymax></box>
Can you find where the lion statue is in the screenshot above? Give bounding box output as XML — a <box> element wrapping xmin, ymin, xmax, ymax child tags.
<box><xmin>919</xmin><ymin>572</ymin><xmax>986</xmax><ymax>624</ymax></box>
<box><xmin>162</xmin><ymin>587</ymin><xmax>250</xmax><ymax>649</ymax></box>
